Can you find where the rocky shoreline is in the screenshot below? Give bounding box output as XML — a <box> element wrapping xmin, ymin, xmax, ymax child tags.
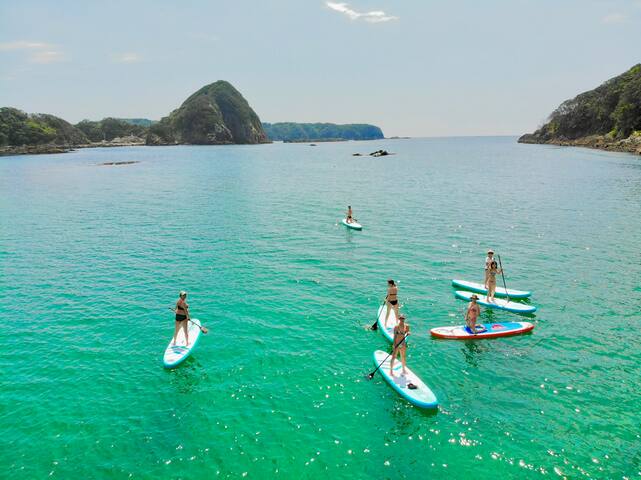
<box><xmin>0</xmin><ymin>136</ymin><xmax>146</xmax><ymax>157</ymax></box>
<box><xmin>518</xmin><ymin>133</ymin><xmax>641</xmax><ymax>155</ymax></box>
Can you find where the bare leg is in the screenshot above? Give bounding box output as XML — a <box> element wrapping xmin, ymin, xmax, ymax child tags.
<box><xmin>393</xmin><ymin>303</ymin><xmax>400</xmax><ymax>322</ymax></box>
<box><xmin>183</xmin><ymin>320</ymin><xmax>189</xmax><ymax>346</ymax></box>
<box><xmin>389</xmin><ymin>349</ymin><xmax>397</xmax><ymax>376</ymax></box>
<box><xmin>400</xmin><ymin>347</ymin><xmax>408</xmax><ymax>375</ymax></box>
<box><xmin>384</xmin><ymin>302</ymin><xmax>391</xmax><ymax>326</ymax></box>
<box><xmin>172</xmin><ymin>322</ymin><xmax>181</xmax><ymax>345</ymax></box>
<box><xmin>484</xmin><ymin>271</ymin><xmax>489</xmax><ymax>289</ymax></box>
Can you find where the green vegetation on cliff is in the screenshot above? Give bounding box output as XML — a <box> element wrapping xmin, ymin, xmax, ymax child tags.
<box><xmin>0</xmin><ymin>107</ymin><xmax>88</xmax><ymax>147</ymax></box>
<box><xmin>147</xmin><ymin>81</ymin><xmax>268</xmax><ymax>145</ymax></box>
<box><xmin>520</xmin><ymin>64</ymin><xmax>641</xmax><ymax>143</ymax></box>
<box><xmin>76</xmin><ymin>118</ymin><xmax>149</xmax><ymax>142</ymax></box>
<box><xmin>262</xmin><ymin>122</ymin><xmax>384</xmax><ymax>142</ymax></box>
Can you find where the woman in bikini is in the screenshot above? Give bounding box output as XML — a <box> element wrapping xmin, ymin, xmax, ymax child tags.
<box><xmin>384</xmin><ymin>279</ymin><xmax>399</xmax><ymax>327</ymax></box>
<box><xmin>390</xmin><ymin>314</ymin><xmax>410</xmax><ymax>376</ymax></box>
<box><xmin>172</xmin><ymin>291</ymin><xmax>190</xmax><ymax>346</ymax></box>
<box><xmin>346</xmin><ymin>206</ymin><xmax>354</xmax><ymax>223</ymax></box>
<box><xmin>465</xmin><ymin>294</ymin><xmax>481</xmax><ymax>333</ymax></box>
<box><xmin>486</xmin><ymin>260</ymin><xmax>502</xmax><ymax>302</ymax></box>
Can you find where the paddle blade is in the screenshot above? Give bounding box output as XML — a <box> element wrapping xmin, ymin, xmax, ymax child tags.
<box><xmin>370</xmin><ymin>322</ymin><xmax>378</xmax><ymax>331</ymax></box>
<box><xmin>367</xmin><ymin>372</ymin><xmax>375</xmax><ymax>380</ymax></box>
<box><xmin>201</xmin><ymin>326</ymin><xmax>209</xmax><ymax>334</ymax></box>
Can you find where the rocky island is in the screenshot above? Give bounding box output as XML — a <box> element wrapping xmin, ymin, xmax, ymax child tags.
<box><xmin>519</xmin><ymin>64</ymin><xmax>641</xmax><ymax>155</ymax></box>
<box><xmin>146</xmin><ymin>81</ymin><xmax>268</xmax><ymax>145</ymax></box>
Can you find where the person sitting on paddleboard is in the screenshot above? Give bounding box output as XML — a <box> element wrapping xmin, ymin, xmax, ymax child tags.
<box><xmin>484</xmin><ymin>249</ymin><xmax>495</xmax><ymax>288</ymax></box>
<box><xmin>384</xmin><ymin>279</ymin><xmax>399</xmax><ymax>327</ymax></box>
<box><xmin>390</xmin><ymin>314</ymin><xmax>410</xmax><ymax>376</ymax></box>
<box><xmin>465</xmin><ymin>294</ymin><xmax>481</xmax><ymax>334</ymax></box>
<box><xmin>486</xmin><ymin>260</ymin><xmax>502</xmax><ymax>302</ymax></box>
<box><xmin>346</xmin><ymin>205</ymin><xmax>354</xmax><ymax>223</ymax></box>
<box><xmin>172</xmin><ymin>291</ymin><xmax>190</xmax><ymax>346</ymax></box>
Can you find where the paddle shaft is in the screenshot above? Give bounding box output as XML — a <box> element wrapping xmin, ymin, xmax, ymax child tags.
<box><xmin>368</xmin><ymin>333</ymin><xmax>409</xmax><ymax>378</ymax></box>
<box><xmin>497</xmin><ymin>254</ymin><xmax>510</xmax><ymax>302</ymax></box>
<box><xmin>370</xmin><ymin>298</ymin><xmax>386</xmax><ymax>330</ymax></box>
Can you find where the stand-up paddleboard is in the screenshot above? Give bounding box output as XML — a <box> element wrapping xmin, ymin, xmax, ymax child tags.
<box><xmin>454</xmin><ymin>290</ymin><xmax>537</xmax><ymax>314</ymax></box>
<box><xmin>431</xmin><ymin>321</ymin><xmax>534</xmax><ymax>339</ymax></box>
<box><xmin>376</xmin><ymin>304</ymin><xmax>397</xmax><ymax>343</ymax></box>
<box><xmin>451</xmin><ymin>279</ymin><xmax>531</xmax><ymax>299</ymax></box>
<box><xmin>163</xmin><ymin>318</ymin><xmax>202</xmax><ymax>368</ymax></box>
<box><xmin>372</xmin><ymin>350</ymin><xmax>438</xmax><ymax>409</ymax></box>
<box><xmin>341</xmin><ymin>218</ymin><xmax>362</xmax><ymax>230</ymax></box>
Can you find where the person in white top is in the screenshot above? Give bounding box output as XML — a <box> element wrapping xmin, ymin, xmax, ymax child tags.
<box><xmin>484</xmin><ymin>249</ymin><xmax>495</xmax><ymax>289</ymax></box>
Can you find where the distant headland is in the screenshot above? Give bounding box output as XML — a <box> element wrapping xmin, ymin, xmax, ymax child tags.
<box><xmin>0</xmin><ymin>81</ymin><xmax>386</xmax><ymax>156</ymax></box>
<box><xmin>519</xmin><ymin>64</ymin><xmax>641</xmax><ymax>155</ymax></box>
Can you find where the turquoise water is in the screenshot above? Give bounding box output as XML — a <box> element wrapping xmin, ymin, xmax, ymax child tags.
<box><xmin>1</xmin><ymin>138</ymin><xmax>639</xmax><ymax>479</ymax></box>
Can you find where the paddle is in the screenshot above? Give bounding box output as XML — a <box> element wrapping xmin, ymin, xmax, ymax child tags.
<box><xmin>497</xmin><ymin>254</ymin><xmax>510</xmax><ymax>302</ymax></box>
<box><xmin>369</xmin><ymin>298</ymin><xmax>386</xmax><ymax>330</ymax></box>
<box><xmin>167</xmin><ymin>307</ymin><xmax>209</xmax><ymax>334</ymax></box>
<box><xmin>366</xmin><ymin>333</ymin><xmax>409</xmax><ymax>379</ymax></box>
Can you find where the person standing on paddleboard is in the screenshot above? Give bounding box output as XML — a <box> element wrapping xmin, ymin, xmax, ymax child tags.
<box><xmin>384</xmin><ymin>279</ymin><xmax>400</xmax><ymax>327</ymax></box>
<box><xmin>484</xmin><ymin>249</ymin><xmax>495</xmax><ymax>288</ymax></box>
<box><xmin>390</xmin><ymin>314</ymin><xmax>410</xmax><ymax>376</ymax></box>
<box><xmin>465</xmin><ymin>294</ymin><xmax>481</xmax><ymax>333</ymax></box>
<box><xmin>346</xmin><ymin>205</ymin><xmax>354</xmax><ymax>224</ymax></box>
<box><xmin>172</xmin><ymin>291</ymin><xmax>190</xmax><ymax>346</ymax></box>
<box><xmin>486</xmin><ymin>260</ymin><xmax>502</xmax><ymax>302</ymax></box>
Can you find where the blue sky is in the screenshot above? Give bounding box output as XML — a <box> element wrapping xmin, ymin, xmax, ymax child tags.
<box><xmin>1</xmin><ymin>0</ymin><xmax>639</xmax><ymax>136</ymax></box>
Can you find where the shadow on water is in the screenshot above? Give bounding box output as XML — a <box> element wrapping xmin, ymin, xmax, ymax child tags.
<box><xmin>460</xmin><ymin>341</ymin><xmax>490</xmax><ymax>368</ymax></box>
<box><xmin>165</xmin><ymin>357</ymin><xmax>208</xmax><ymax>394</ymax></box>
<box><xmin>385</xmin><ymin>403</ymin><xmax>438</xmax><ymax>439</ymax></box>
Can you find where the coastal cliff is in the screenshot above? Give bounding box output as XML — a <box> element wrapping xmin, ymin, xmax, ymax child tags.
<box><xmin>0</xmin><ymin>107</ymin><xmax>88</xmax><ymax>154</ymax></box>
<box><xmin>519</xmin><ymin>64</ymin><xmax>641</xmax><ymax>155</ymax></box>
<box><xmin>146</xmin><ymin>81</ymin><xmax>269</xmax><ymax>145</ymax></box>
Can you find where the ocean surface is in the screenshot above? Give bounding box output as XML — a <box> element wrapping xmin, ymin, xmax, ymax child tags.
<box><xmin>1</xmin><ymin>137</ymin><xmax>639</xmax><ymax>479</ymax></box>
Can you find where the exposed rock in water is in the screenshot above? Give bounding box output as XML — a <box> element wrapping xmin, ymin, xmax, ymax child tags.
<box><xmin>519</xmin><ymin>64</ymin><xmax>641</xmax><ymax>155</ymax></box>
<box><xmin>370</xmin><ymin>149</ymin><xmax>393</xmax><ymax>157</ymax></box>
<box><xmin>146</xmin><ymin>81</ymin><xmax>269</xmax><ymax>145</ymax></box>
<box><xmin>100</xmin><ymin>161</ymin><xmax>139</xmax><ymax>166</ymax></box>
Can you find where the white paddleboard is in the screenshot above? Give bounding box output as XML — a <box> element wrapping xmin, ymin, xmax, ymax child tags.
<box><xmin>451</xmin><ymin>279</ymin><xmax>532</xmax><ymax>299</ymax></box>
<box><xmin>376</xmin><ymin>304</ymin><xmax>397</xmax><ymax>343</ymax></box>
<box><xmin>373</xmin><ymin>350</ymin><xmax>438</xmax><ymax>409</ymax></box>
<box><xmin>454</xmin><ymin>290</ymin><xmax>537</xmax><ymax>314</ymax></box>
<box><xmin>341</xmin><ymin>218</ymin><xmax>362</xmax><ymax>230</ymax></box>
<box><xmin>163</xmin><ymin>318</ymin><xmax>202</xmax><ymax>368</ymax></box>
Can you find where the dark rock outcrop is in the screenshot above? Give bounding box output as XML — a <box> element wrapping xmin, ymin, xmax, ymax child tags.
<box><xmin>146</xmin><ymin>81</ymin><xmax>269</xmax><ymax>145</ymax></box>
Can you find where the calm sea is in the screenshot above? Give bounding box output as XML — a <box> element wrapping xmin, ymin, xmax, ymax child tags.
<box><xmin>1</xmin><ymin>137</ymin><xmax>639</xmax><ymax>478</ymax></box>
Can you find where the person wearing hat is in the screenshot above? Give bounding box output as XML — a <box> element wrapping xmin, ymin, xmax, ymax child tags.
<box><xmin>172</xmin><ymin>291</ymin><xmax>191</xmax><ymax>346</ymax></box>
<box><xmin>390</xmin><ymin>314</ymin><xmax>410</xmax><ymax>376</ymax></box>
<box><xmin>465</xmin><ymin>294</ymin><xmax>481</xmax><ymax>334</ymax></box>
<box><xmin>484</xmin><ymin>250</ymin><xmax>495</xmax><ymax>289</ymax></box>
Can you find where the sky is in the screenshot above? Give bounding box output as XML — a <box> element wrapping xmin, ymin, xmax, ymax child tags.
<box><xmin>0</xmin><ymin>0</ymin><xmax>640</xmax><ymax>137</ymax></box>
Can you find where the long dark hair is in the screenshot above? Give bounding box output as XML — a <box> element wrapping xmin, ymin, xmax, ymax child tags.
<box><xmin>388</xmin><ymin>279</ymin><xmax>395</xmax><ymax>286</ymax></box>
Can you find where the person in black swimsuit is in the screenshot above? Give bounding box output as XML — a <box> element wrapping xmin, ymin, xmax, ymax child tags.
<box><xmin>172</xmin><ymin>291</ymin><xmax>190</xmax><ymax>346</ymax></box>
<box><xmin>384</xmin><ymin>279</ymin><xmax>399</xmax><ymax>327</ymax></box>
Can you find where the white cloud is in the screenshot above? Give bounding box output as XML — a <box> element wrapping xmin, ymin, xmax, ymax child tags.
<box><xmin>112</xmin><ymin>52</ymin><xmax>142</xmax><ymax>63</ymax></box>
<box><xmin>326</xmin><ymin>2</ymin><xmax>398</xmax><ymax>23</ymax></box>
<box><xmin>602</xmin><ymin>12</ymin><xmax>626</xmax><ymax>24</ymax></box>
<box><xmin>0</xmin><ymin>40</ymin><xmax>54</xmax><ymax>51</ymax></box>
<box><xmin>29</xmin><ymin>50</ymin><xmax>65</xmax><ymax>63</ymax></box>
<box><xmin>0</xmin><ymin>40</ymin><xmax>65</xmax><ymax>63</ymax></box>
